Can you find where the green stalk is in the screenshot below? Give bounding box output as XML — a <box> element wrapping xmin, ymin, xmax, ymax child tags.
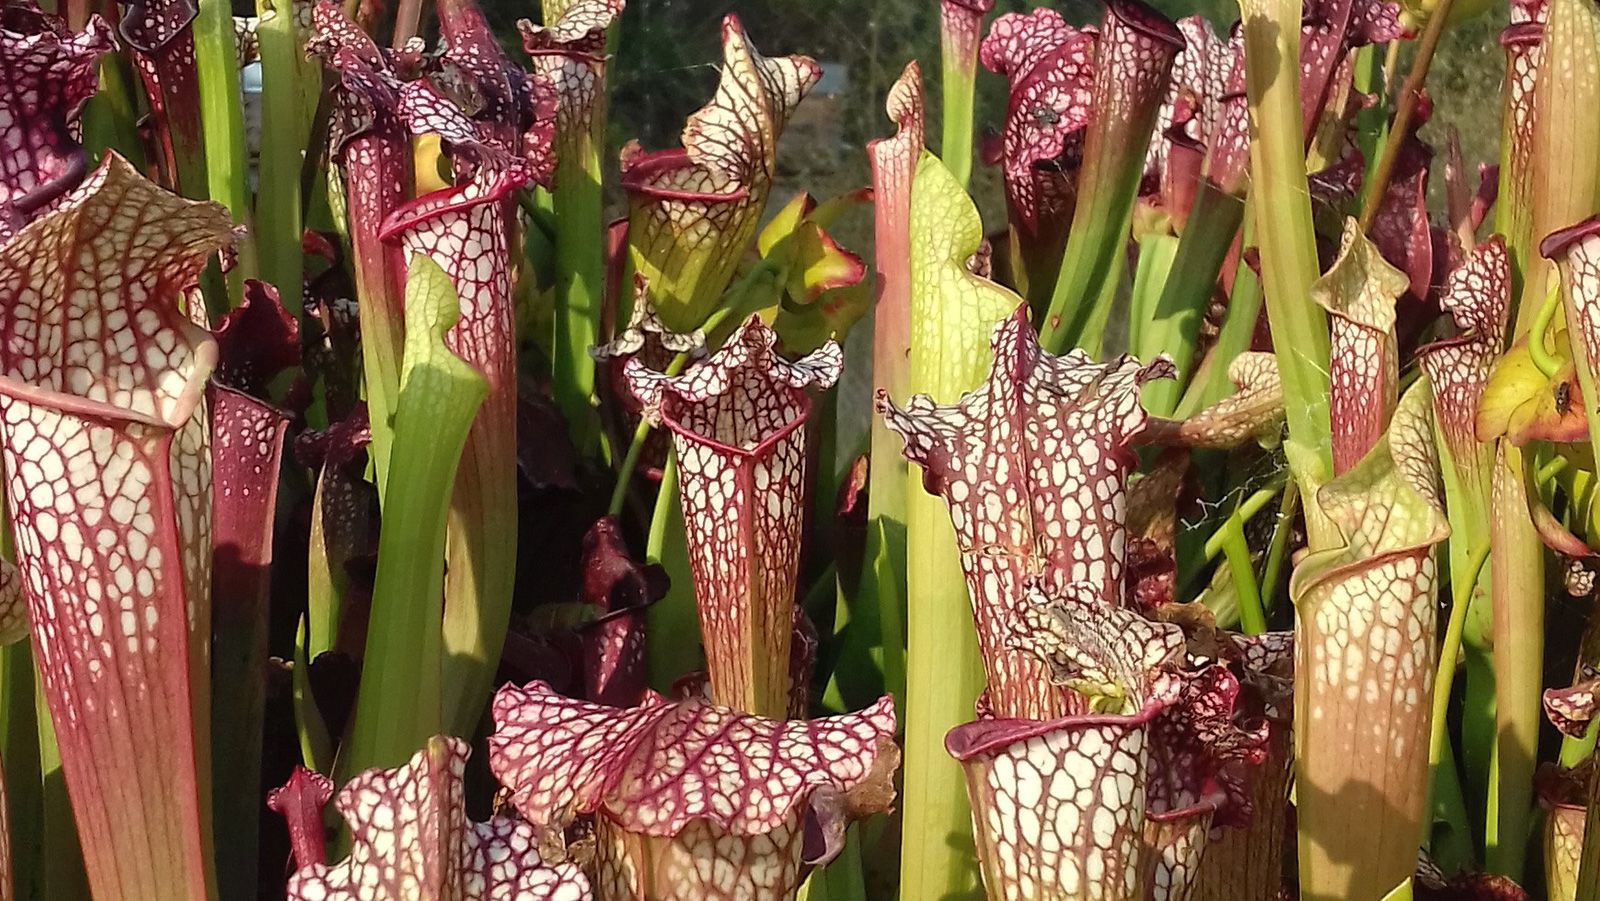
<box><xmin>194</xmin><ymin>0</ymin><xmax>256</xmax><ymax>299</ymax></box>
<box><xmin>897</xmin><ymin>153</ymin><xmax>1013</xmax><ymax>901</ymax></box>
<box><xmin>1177</xmin><ymin>216</ymin><xmax>1261</xmax><ymax>418</ymax></box>
<box><xmin>1523</xmin><ymin>0</ymin><xmax>1600</xmax><ymax>334</ymax></box>
<box><xmin>1219</xmin><ymin>515</ymin><xmax>1266</xmax><ymax>635</ymax></box>
<box><xmin>1426</xmin><ymin>543</ymin><xmax>1490</xmax><ymax>821</ymax></box>
<box><xmin>1041</xmin><ymin>2</ymin><xmax>1183</xmax><ymax>354</ymax></box>
<box><xmin>1202</xmin><ymin>484</ymin><xmax>1284</xmax><ymax>562</ymax></box>
<box><xmin>1483</xmin><ymin>444</ymin><xmax>1543</xmax><ymax>880</ymax></box>
<box><xmin>832</xmin><ymin>63</ymin><xmax>921</xmax><ymax>716</ymax></box>
<box><xmin>36</xmin><ymin>673</ymin><xmax>88</xmax><ymax>899</ymax></box>
<box><xmin>343</xmin><ymin>256</ymin><xmax>488</xmax><ymax>774</ymax></box>
<box><xmin>644</xmin><ymin>455</ymin><xmax>703</xmax><ymax>687</ymax></box>
<box><xmin>1352</xmin><ymin>45</ymin><xmax>1388</xmax><ymax>179</ymax></box>
<box><xmin>252</xmin><ymin>0</ymin><xmax>311</xmax><ymax>311</ymax></box>
<box><xmin>0</xmin><ymin>642</ymin><xmax>41</xmax><ymax>900</ymax></box>
<box><xmin>1238</xmin><ymin>0</ymin><xmax>1332</xmax><ymax>479</ymax></box>
<box><xmin>1127</xmin><ymin>233</ymin><xmax>1180</xmax><ymax>367</ymax></box>
<box><xmin>1141</xmin><ymin>185</ymin><xmax>1245</xmax><ymax>415</ymax></box>
<box><xmin>292</xmin><ymin>617</ymin><xmax>334</xmax><ymax>773</ymax></box>
<box><xmin>82</xmin><ymin>56</ymin><xmax>147</xmax><ymax>170</ymax></box>
<box><xmin>546</xmin><ymin>49</ymin><xmax>611</xmax><ymax>453</ymax></box>
<box><xmin>1258</xmin><ymin>480</ymin><xmax>1298</xmax><ymax>609</ymax></box>
<box><xmin>937</xmin><ymin>2</ymin><xmax>985</xmax><ymax>187</ymax></box>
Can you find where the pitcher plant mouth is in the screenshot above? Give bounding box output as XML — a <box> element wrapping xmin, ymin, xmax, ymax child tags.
<box><xmin>626</xmin><ymin>315</ymin><xmax>841</xmax><ymax>717</ymax></box>
<box><xmin>487</xmin><ymin>682</ymin><xmax>899</xmax><ymax>899</ymax></box>
<box><xmin>0</xmin><ymin>153</ymin><xmax>231</xmax><ymax>901</ymax></box>
<box><xmin>7</xmin><ymin>0</ymin><xmax>1598</xmax><ymax>897</ymax></box>
<box><xmin>948</xmin><ymin>581</ymin><xmax>1273</xmax><ymax>901</ymax></box>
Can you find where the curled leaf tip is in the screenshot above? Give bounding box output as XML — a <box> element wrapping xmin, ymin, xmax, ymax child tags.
<box><xmin>622</xmin><ymin>17</ymin><xmax>820</xmax><ymax>331</ymax></box>
<box><xmin>1147</xmin><ymin>352</ymin><xmax>1285</xmax><ymax>449</ymax></box>
<box><xmin>1315</xmin><ymin>218</ymin><xmax>1409</xmax><ymax>473</ymax></box>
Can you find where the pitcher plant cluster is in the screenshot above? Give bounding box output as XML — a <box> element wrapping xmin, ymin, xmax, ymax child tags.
<box><xmin>1</xmin><ymin>0</ymin><xmax>1599</xmax><ymax>896</ymax></box>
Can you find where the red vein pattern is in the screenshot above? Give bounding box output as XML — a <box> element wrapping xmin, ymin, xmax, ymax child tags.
<box><xmin>268</xmin><ymin>766</ymin><xmax>335</xmax><ymax>872</ymax></box>
<box><xmin>1500</xmin><ymin>23</ymin><xmax>1545</xmax><ymax>250</ymax></box>
<box><xmin>0</xmin><ymin>559</ymin><xmax>22</xmax><ymax>643</ymax></box>
<box><xmin>0</xmin><ymin>154</ymin><xmax>230</xmax><ymax>901</ymax></box>
<box><xmin>1146</xmin><ymin>17</ymin><xmax>1233</xmax><ymax>188</ymax></box>
<box><xmin>1083</xmin><ymin>0</ymin><xmax>1184</xmax><ymax>164</ymax></box>
<box><xmin>518</xmin><ymin>0</ymin><xmax>622</xmax><ymax>150</ymax></box>
<box><xmin>949</xmin><ymin>708</ymin><xmax>1160</xmax><ymax>900</ymax></box>
<box><xmin>1542</xmin><ymin>218</ymin><xmax>1600</xmax><ymax>414</ymax></box>
<box><xmin>488</xmin><ymin>682</ymin><xmax>898</xmax><ymax>900</ymax></box>
<box><xmin>119</xmin><ymin>0</ymin><xmax>204</xmax><ymax>188</ymax></box>
<box><xmin>1316</xmin><ymin>219</ymin><xmax>1409</xmax><ymax>475</ymax></box>
<box><xmin>0</xmin><ymin>754</ymin><xmax>9</xmax><ymax>901</ymax></box>
<box><xmin>942</xmin><ymin>0</ymin><xmax>995</xmax><ymax>78</ymax></box>
<box><xmin>878</xmin><ymin>309</ymin><xmax>1173</xmax><ymax>719</ymax></box>
<box><xmin>1145</xmin><ymin>352</ymin><xmax>1284</xmax><ymax>449</ymax></box>
<box><xmin>1289</xmin><ymin>384</ymin><xmax>1449</xmax><ymax>898</ymax></box>
<box><xmin>209</xmin><ymin>278</ymin><xmax>298</xmax><ymax>889</ymax></box>
<box><xmin>592</xmin><ymin>277</ymin><xmax>704</xmax><ymax>480</ymax></box>
<box><xmin>1296</xmin><ymin>0</ymin><xmax>1406</xmax><ymax>141</ymax></box>
<box><xmin>309</xmin><ymin>1</ymin><xmax>412</xmax><ymax>457</ymax></box>
<box><xmin>977</xmin><ymin>582</ymin><xmax>1272</xmax><ymax>900</ymax></box>
<box><xmin>866</xmin><ymin>61</ymin><xmax>922</xmax><ymax>416</ymax></box>
<box><xmin>1190</xmin><ymin>633</ymin><xmax>1295</xmax><ymax>901</ymax></box>
<box><xmin>0</xmin><ymin>3</ymin><xmax>111</xmax><ymax>243</ymax></box>
<box><xmin>621</xmin><ymin>17</ymin><xmax>819</xmax><ymax>332</ymax></box>
<box><xmin>626</xmin><ymin>316</ymin><xmax>842</xmax><ymax>716</ymax></box>
<box><xmin>865</xmin><ymin>62</ymin><xmax>922</xmax><ymax>536</ymax></box>
<box><xmin>1543</xmin><ymin>664</ymin><xmax>1600</xmax><ymax>738</ymax></box>
<box><xmin>1419</xmin><ymin>238</ymin><xmax>1511</xmax><ymax>508</ymax></box>
<box><xmin>287</xmin><ymin>736</ymin><xmax>592</xmax><ymax>900</ymax></box>
<box><xmin>1546</xmin><ymin>797</ymin><xmax>1584</xmax><ymax>900</ymax></box>
<box><xmin>1144</xmin><ymin>665</ymin><xmax>1268</xmax><ymax>900</ymax></box>
<box><xmin>979</xmin><ymin>8</ymin><xmax>1094</xmax><ymax>247</ymax></box>
<box><xmin>1539</xmin><ymin>764</ymin><xmax>1586</xmax><ymax>900</ymax></box>
<box><xmin>951</xmin><ymin>585</ymin><xmax>1184</xmax><ymax>901</ymax></box>
<box><xmin>379</xmin><ymin>77</ymin><xmax>535</xmax><ymax>728</ymax></box>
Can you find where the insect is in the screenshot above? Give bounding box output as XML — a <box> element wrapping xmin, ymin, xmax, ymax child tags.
<box><xmin>1030</xmin><ymin>106</ymin><xmax>1062</xmax><ymax>127</ymax></box>
<box><xmin>1556</xmin><ymin>380</ymin><xmax>1573</xmax><ymax>415</ymax></box>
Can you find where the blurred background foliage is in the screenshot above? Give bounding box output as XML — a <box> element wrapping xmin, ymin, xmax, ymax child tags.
<box><xmin>467</xmin><ymin>0</ymin><xmax>1507</xmax><ymax>242</ymax></box>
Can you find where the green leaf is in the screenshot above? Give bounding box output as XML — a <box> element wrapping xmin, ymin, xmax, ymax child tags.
<box><xmin>252</xmin><ymin>0</ymin><xmax>317</xmax><ymax>311</ymax></box>
<box><xmin>1239</xmin><ymin>0</ymin><xmax>1332</xmax><ymax>481</ymax></box>
<box><xmin>895</xmin><ymin>151</ymin><xmax>1015</xmax><ymax>901</ymax></box>
<box><xmin>343</xmin><ymin>255</ymin><xmax>489</xmax><ymax>774</ymax></box>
